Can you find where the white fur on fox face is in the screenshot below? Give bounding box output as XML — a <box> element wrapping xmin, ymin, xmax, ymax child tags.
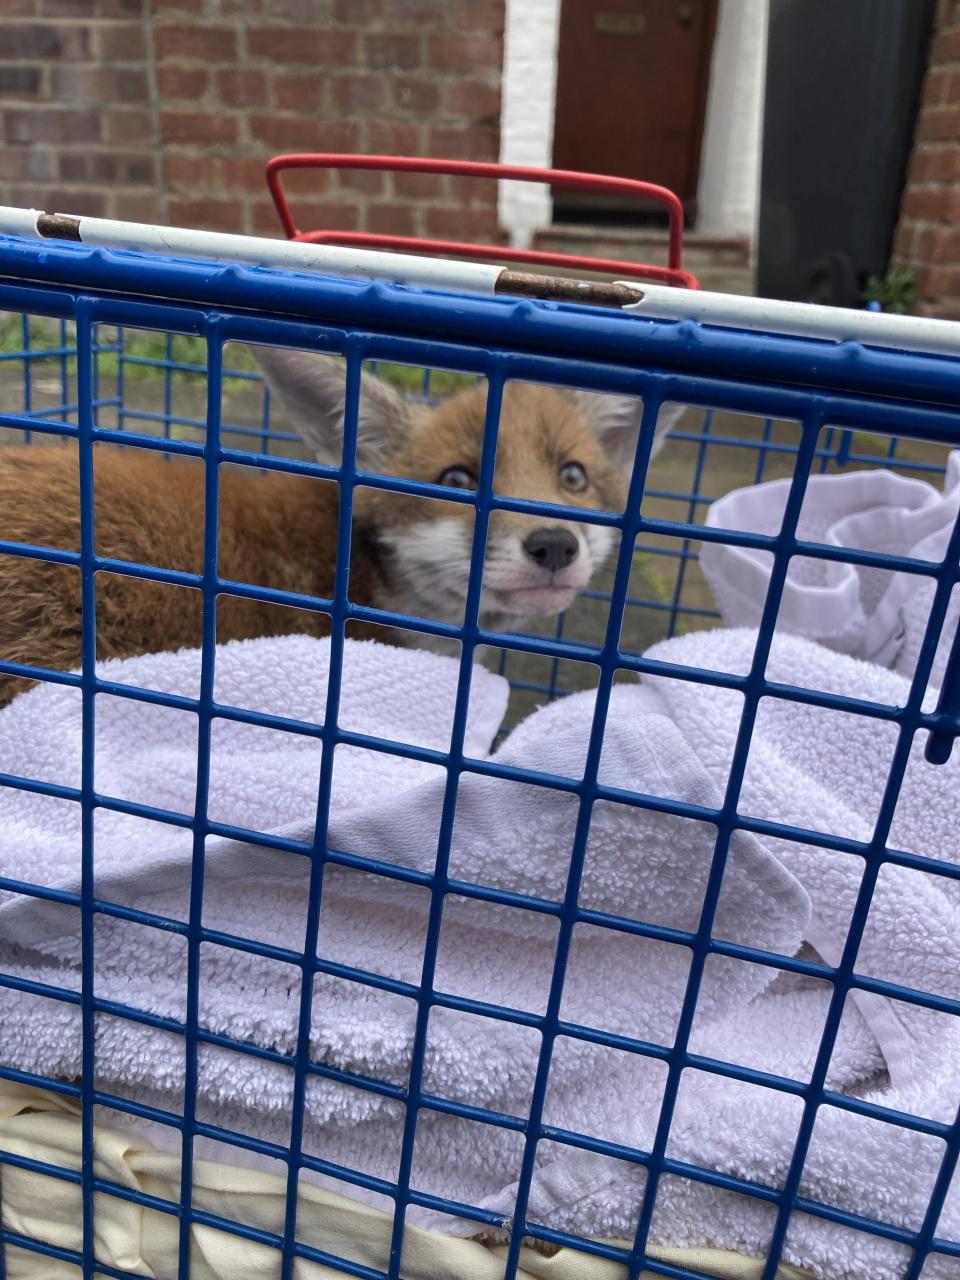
<box><xmin>379</xmin><ymin>517</ymin><xmax>474</xmax><ymax>619</ymax></box>
<box><xmin>383</xmin><ymin>516</ymin><xmax>614</xmax><ymax>622</ymax></box>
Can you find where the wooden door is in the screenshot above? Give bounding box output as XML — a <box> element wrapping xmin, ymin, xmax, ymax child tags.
<box><xmin>552</xmin><ymin>0</ymin><xmax>718</xmax><ymax>216</ymax></box>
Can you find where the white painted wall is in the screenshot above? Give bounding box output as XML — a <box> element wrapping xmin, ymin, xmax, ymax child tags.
<box><xmin>696</xmin><ymin>0</ymin><xmax>769</xmax><ymax>239</ymax></box>
<box><xmin>498</xmin><ymin>0</ymin><xmax>562</xmax><ymax>247</ymax></box>
<box><xmin>498</xmin><ymin>0</ymin><xmax>768</xmax><ymax>245</ymax></box>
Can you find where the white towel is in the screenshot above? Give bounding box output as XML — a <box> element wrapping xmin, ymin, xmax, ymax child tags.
<box><xmin>699</xmin><ymin>451</ymin><xmax>960</xmax><ymax>698</ymax></box>
<box><xmin>620</xmin><ymin>628</ymin><xmax>960</xmax><ymax>1280</ymax></box>
<box><xmin>0</xmin><ymin>631</ymin><xmax>956</xmax><ymax>1279</ymax></box>
<box><xmin>0</xmin><ymin>633</ymin><xmax>810</xmax><ymax>1216</ymax></box>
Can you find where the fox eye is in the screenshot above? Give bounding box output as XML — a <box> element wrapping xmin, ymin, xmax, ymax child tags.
<box><xmin>559</xmin><ymin>461</ymin><xmax>589</xmax><ymax>492</ymax></box>
<box><xmin>437</xmin><ymin>466</ymin><xmax>477</xmax><ymax>490</ymax></box>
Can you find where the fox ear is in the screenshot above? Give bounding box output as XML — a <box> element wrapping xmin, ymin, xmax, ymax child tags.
<box><xmin>573</xmin><ymin>393</ymin><xmax>686</xmax><ymax>471</ymax></box>
<box><xmin>250</xmin><ymin>346</ymin><xmax>412</xmax><ymax>472</ymax></box>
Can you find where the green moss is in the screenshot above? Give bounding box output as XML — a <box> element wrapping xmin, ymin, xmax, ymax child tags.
<box><xmin>1</xmin><ymin>314</ymin><xmax>476</xmax><ymax>400</ymax></box>
<box><xmin>863</xmin><ymin>266</ymin><xmax>918</xmax><ymax>315</ymax></box>
<box><xmin>631</xmin><ymin>550</ymin><xmax>677</xmax><ymax>604</ymax></box>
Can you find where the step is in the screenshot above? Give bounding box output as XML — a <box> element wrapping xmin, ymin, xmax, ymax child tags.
<box><xmin>533</xmin><ymin>223</ymin><xmax>751</xmax><ymax>265</ymax></box>
<box><xmin>531</xmin><ymin>224</ymin><xmax>754</xmax><ymax>294</ymax></box>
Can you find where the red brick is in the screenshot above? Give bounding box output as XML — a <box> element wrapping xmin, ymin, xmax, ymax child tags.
<box><xmin>4</xmin><ymin>148</ymin><xmax>57</xmax><ymax>182</ymax></box>
<box><xmin>0</xmin><ymin>0</ymin><xmax>37</xmax><ymax>12</ymax></box>
<box><xmin>447</xmin><ymin>78</ymin><xmax>500</xmax><ymax>120</ymax></box>
<box><xmin>917</xmin><ymin>105</ymin><xmax>960</xmax><ymax>141</ymax></box>
<box><xmin>215</xmin><ymin>0</ymin><xmax>261</xmax><ymax>12</ymax></box>
<box><xmin>106</xmin><ymin>154</ymin><xmax>155</xmax><ymax>183</ymax></box>
<box><xmin>272</xmin><ymin>71</ymin><xmax>326</xmax><ymax>112</ymax></box>
<box><xmin>251</xmin><ymin>199</ymin><xmax>288</xmax><ymax>235</ymax></box>
<box><xmin>216</xmin><ymin>68</ymin><xmax>268</xmax><ymax>108</ymax></box>
<box><xmin>923</xmin><ymin>67</ymin><xmax>949</xmax><ymax>106</ymax></box>
<box><xmin>449</xmin><ymin>0</ymin><xmax>503</xmax><ymax>30</ymax></box>
<box><xmin>388</xmin><ymin>0</ymin><xmax>442</xmax><ymax>24</ymax></box>
<box><xmin>155</xmin><ymin>23</ymin><xmax>237</xmax><ymax>62</ymax></box>
<box><xmin>245</xmin><ymin>27</ymin><xmax>357</xmax><ymax>66</ymax></box>
<box><xmin>5</xmin><ymin>107</ymin><xmax>102</xmax><ymax>144</ymax></box>
<box><xmin>914</xmin><ymin>225</ymin><xmax>960</xmax><ymax>263</ymax></box>
<box><xmin>280</xmin><ymin>166</ymin><xmax>334</xmax><ymax>197</ymax></box>
<box><xmin>427</xmin><ymin>34</ymin><xmax>501</xmax><ymax>73</ymax></box>
<box><xmin>917</xmin><ymin>265</ymin><xmax>960</xmax><ymax>298</ymax></box>
<box><xmin>924</xmin><ymin>145</ymin><xmax>960</xmax><ymax>182</ymax></box>
<box><xmin>168</xmin><ymin>196</ymin><xmax>241</xmax><ymax>232</ymax></box>
<box><xmin>103</xmin><ymin>108</ymin><xmax>153</xmax><ymax>144</ymax></box>
<box><xmin>1</xmin><ymin>21</ymin><xmax>75</xmax><ymax>57</ymax></box>
<box><xmin>157</xmin><ymin>65</ymin><xmax>209</xmax><ymax>101</ymax></box>
<box><xmin>52</xmin><ymin>65</ymin><xmax>149</xmax><ymax>104</ymax></box>
<box><xmin>39</xmin><ymin>0</ymin><xmax>142</xmax><ymax>13</ymax></box>
<box><xmin>367</xmin><ymin>201</ymin><xmax>418</xmax><ymax>236</ymax></box>
<box><xmin>0</xmin><ymin>150</ymin><xmax>28</xmax><ymax>181</ymax></box>
<box><xmin>905</xmin><ymin>149</ymin><xmax>929</xmax><ymax>184</ymax></box>
<box><xmin>429</xmin><ymin>123</ymin><xmax>498</xmax><ymax>161</ymax></box>
<box><xmin>151</xmin><ymin>0</ymin><xmax>203</xmax><ymax>10</ymax></box>
<box><xmin>910</xmin><ymin>187</ymin><xmax>960</xmax><ymax>222</ymax></box>
<box><xmin>330</xmin><ymin>73</ymin><xmax>385</xmax><ymax>113</ymax></box>
<box><xmin>17</xmin><ymin>185</ymin><xmax>107</xmax><ymax>215</ymax></box>
<box><xmin>295</xmin><ymin>201</ymin><xmax>361</xmax><ymax>230</ymax></box>
<box><xmin>365</xmin><ymin>33</ymin><xmax>421</xmax><ymax>71</ymax></box>
<box><xmin>336</xmin><ymin>168</ymin><xmax>386</xmax><ymax>196</ymax></box>
<box><xmin>253</xmin><ymin>0</ymin><xmax>336</xmax><ymax>15</ymax></box>
<box><xmin>94</xmin><ymin>22</ymin><xmax>146</xmax><ymax>60</ymax></box>
<box><xmin>425</xmin><ymin>205</ymin><xmax>499</xmax><ymax>239</ymax></box>
<box><xmin>393</xmin><ymin>169</ymin><xmax>446</xmax><ymax>199</ymax></box>
<box><xmin>161</xmin><ymin>111</ymin><xmax>239</xmax><ymax>146</ymax></box>
<box><xmin>0</xmin><ymin>66</ymin><xmax>43</xmax><ymax>97</ymax></box>
<box><xmin>930</xmin><ymin>25</ymin><xmax>960</xmax><ymax>63</ymax></box>
<box><xmin>221</xmin><ymin>157</ymin><xmax>279</xmax><ymax>193</ymax></box>
<box><xmin>249</xmin><ymin>114</ymin><xmax>360</xmax><ymax>151</ymax></box>
<box><xmin>166</xmin><ymin>151</ymin><xmax>220</xmax><ymax>191</ymax></box>
<box><xmin>60</xmin><ymin>151</ymin><xmax>155</xmax><ymax>184</ymax></box>
<box><xmin>945</xmin><ymin>67</ymin><xmax>960</xmax><ymax>101</ymax></box>
<box><xmin>368</xmin><ymin>120</ymin><xmax>423</xmax><ymax>152</ymax></box>
<box><xmin>446</xmin><ymin>173</ymin><xmax>497</xmax><ymax>203</ymax></box>
<box><xmin>392</xmin><ymin>76</ymin><xmax>439</xmax><ymax>114</ymax></box>
<box><xmin>334</xmin><ymin>0</ymin><xmax>384</xmax><ymax>21</ymax></box>
<box><xmin>892</xmin><ymin>223</ymin><xmax>917</xmax><ymax>260</ymax></box>
<box><xmin>251</xmin><ymin>197</ymin><xmax>359</xmax><ymax>235</ymax></box>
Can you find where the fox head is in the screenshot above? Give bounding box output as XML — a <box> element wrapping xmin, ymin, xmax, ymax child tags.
<box><xmin>253</xmin><ymin>348</ymin><xmax>676</xmax><ymax>634</ymax></box>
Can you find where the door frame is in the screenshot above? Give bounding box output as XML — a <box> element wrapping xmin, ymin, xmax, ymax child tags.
<box><xmin>498</xmin><ymin>0</ymin><xmax>770</xmax><ymax>246</ymax></box>
<box><xmin>551</xmin><ymin>0</ymin><xmax>719</xmax><ymax>220</ymax></box>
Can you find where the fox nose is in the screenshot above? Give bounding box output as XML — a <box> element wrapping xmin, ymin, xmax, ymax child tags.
<box><xmin>523</xmin><ymin>527</ymin><xmax>579</xmax><ymax>573</ymax></box>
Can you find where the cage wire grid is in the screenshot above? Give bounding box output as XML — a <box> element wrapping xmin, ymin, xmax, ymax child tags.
<box><xmin>0</xmin><ymin>235</ymin><xmax>956</xmax><ymax>1280</ymax></box>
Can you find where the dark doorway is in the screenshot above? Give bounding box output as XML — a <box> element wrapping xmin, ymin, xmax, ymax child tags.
<box><xmin>551</xmin><ymin>0</ymin><xmax>719</xmax><ymax>223</ymax></box>
<box><xmin>757</xmin><ymin>0</ymin><xmax>935</xmax><ymax>306</ymax></box>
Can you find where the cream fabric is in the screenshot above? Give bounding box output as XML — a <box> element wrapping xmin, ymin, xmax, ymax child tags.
<box><xmin>0</xmin><ymin>1081</ymin><xmax>811</xmax><ymax>1280</ymax></box>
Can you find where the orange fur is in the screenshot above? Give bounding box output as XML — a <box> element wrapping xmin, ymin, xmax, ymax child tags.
<box><xmin>0</xmin><ymin>372</ymin><xmax>656</xmax><ymax>706</ymax></box>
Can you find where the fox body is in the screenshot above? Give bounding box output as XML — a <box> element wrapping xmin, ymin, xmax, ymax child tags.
<box><xmin>0</xmin><ymin>350</ymin><xmax>669</xmax><ymax>705</ymax></box>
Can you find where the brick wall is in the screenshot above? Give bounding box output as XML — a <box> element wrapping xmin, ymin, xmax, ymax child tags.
<box><xmin>0</xmin><ymin>1</ymin><xmax>163</xmax><ymax>222</ymax></box>
<box><xmin>892</xmin><ymin>0</ymin><xmax>960</xmax><ymax>319</ymax></box>
<box><xmin>0</xmin><ymin>0</ymin><xmax>505</xmax><ymax>241</ymax></box>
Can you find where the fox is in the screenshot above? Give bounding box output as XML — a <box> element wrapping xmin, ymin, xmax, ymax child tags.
<box><xmin>0</xmin><ymin>348</ymin><xmax>673</xmax><ymax>707</ymax></box>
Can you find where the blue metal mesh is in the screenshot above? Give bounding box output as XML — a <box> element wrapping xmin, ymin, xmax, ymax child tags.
<box><xmin>0</xmin><ymin>233</ymin><xmax>957</xmax><ymax>1280</ymax></box>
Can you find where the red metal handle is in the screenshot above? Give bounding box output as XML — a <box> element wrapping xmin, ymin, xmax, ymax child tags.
<box><xmin>265</xmin><ymin>154</ymin><xmax>698</xmax><ymax>290</ymax></box>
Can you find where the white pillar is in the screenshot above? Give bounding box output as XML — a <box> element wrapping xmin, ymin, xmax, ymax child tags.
<box><xmin>696</xmin><ymin>0</ymin><xmax>770</xmax><ymax>241</ymax></box>
<box><xmin>498</xmin><ymin>0</ymin><xmax>562</xmax><ymax>248</ymax></box>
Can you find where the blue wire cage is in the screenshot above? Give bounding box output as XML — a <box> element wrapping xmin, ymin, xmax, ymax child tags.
<box><xmin>0</xmin><ymin>231</ymin><xmax>957</xmax><ymax>1280</ymax></box>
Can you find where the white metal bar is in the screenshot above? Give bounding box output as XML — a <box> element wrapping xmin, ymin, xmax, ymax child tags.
<box><xmin>2</xmin><ymin>205</ymin><xmax>959</xmax><ymax>358</ymax></box>
<box><xmin>0</xmin><ymin>206</ymin><xmax>503</xmax><ymax>297</ymax></box>
<box><xmin>623</xmin><ymin>282</ymin><xmax>960</xmax><ymax>358</ymax></box>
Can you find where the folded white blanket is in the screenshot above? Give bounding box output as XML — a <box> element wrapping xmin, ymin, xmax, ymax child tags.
<box><xmin>0</xmin><ymin>632</ymin><xmax>956</xmax><ymax>1280</ymax></box>
<box><xmin>700</xmin><ymin>450</ymin><xmax>960</xmax><ymax>697</ymax></box>
<box><xmin>631</xmin><ymin>630</ymin><xmax>960</xmax><ymax>1279</ymax></box>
